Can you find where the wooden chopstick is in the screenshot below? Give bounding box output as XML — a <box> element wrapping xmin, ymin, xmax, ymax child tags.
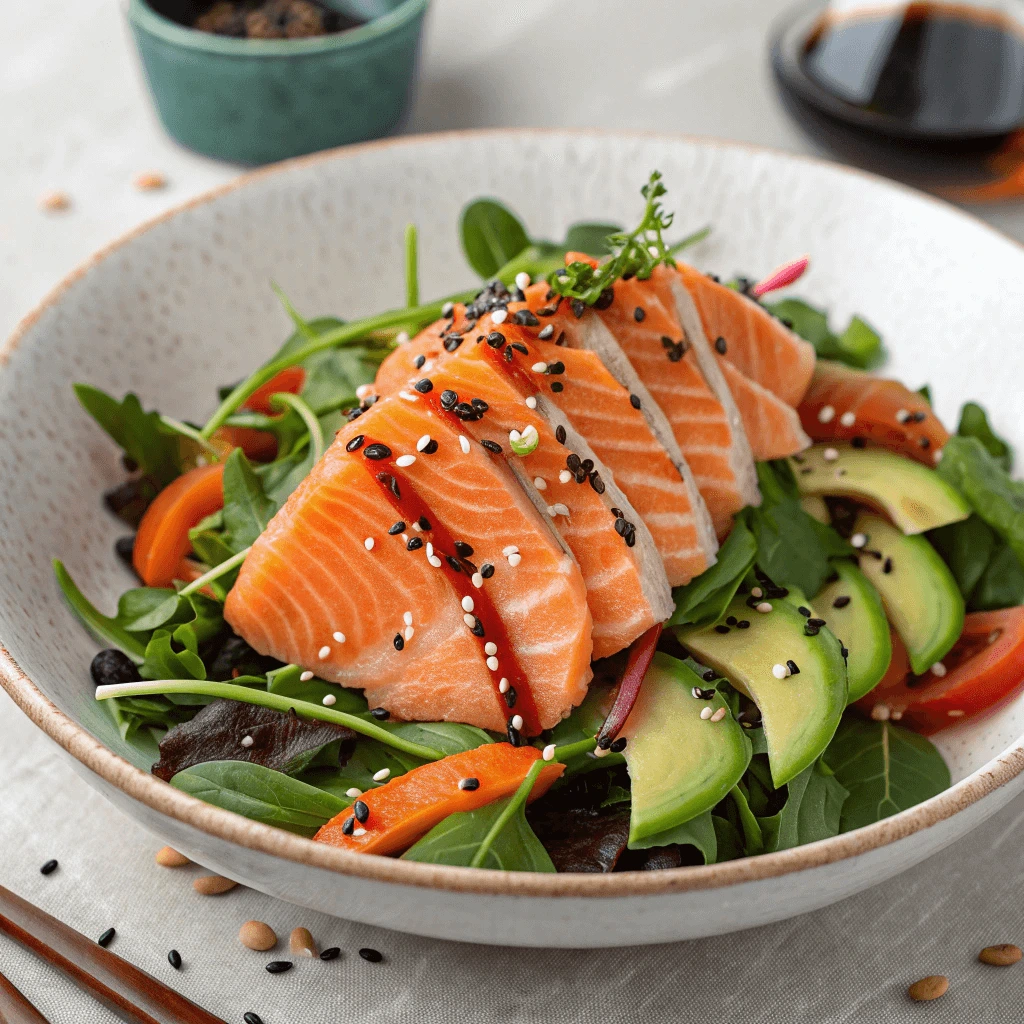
<box><xmin>0</xmin><ymin>968</ymin><xmax>51</xmax><ymax>1024</ymax></box>
<box><xmin>0</xmin><ymin>883</ymin><xmax>226</xmax><ymax>1024</ymax></box>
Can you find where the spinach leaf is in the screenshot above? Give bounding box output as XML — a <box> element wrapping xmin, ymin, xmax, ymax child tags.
<box><xmin>823</xmin><ymin>715</ymin><xmax>949</xmax><ymax>833</ymax></box>
<box><xmin>385</xmin><ymin>721</ymin><xmax>492</xmax><ymax>757</ymax></box>
<box><xmin>668</xmin><ymin>519</ymin><xmax>757</xmax><ymax>626</ymax></box>
<box><xmin>267</xmin><ymin>665</ymin><xmax>369</xmax><ymax>715</ymax></box>
<box><xmin>140</xmin><ymin>626</ymin><xmax>207</xmax><ymax>682</ymax></box>
<box><xmin>117</xmin><ymin>588</ymin><xmax>186</xmax><ymax>633</ymax></box>
<box><xmin>738</xmin><ymin>462</ymin><xmax>851</xmax><ymax>595</ymax></box>
<box><xmin>402</xmin><ymin>793</ymin><xmax>555</xmax><ymax>872</ymax></box>
<box><xmin>958</xmin><ymin>402</ymin><xmax>1012</xmax><ymax>472</ymax></box>
<box><xmin>221</xmin><ymin>449</ymin><xmax>276</xmax><ymax>551</ymax></box>
<box><xmin>757</xmin><ymin>759</ymin><xmax>848</xmax><ymax>852</ymax></box>
<box><xmin>764</xmin><ymin>300</ymin><xmax>884</xmax><ymax>369</ymax></box>
<box><xmin>301</xmin><ymin>740</ymin><xmax>422</xmax><ymax>800</ymax></box>
<box><xmin>937</xmin><ymin>436</ymin><xmax>1024</xmax><ymax>567</ymax></box>
<box><xmin>929</xmin><ymin>514</ymin><xmax>1024</xmax><ymax>612</ymax></box>
<box><xmin>74</xmin><ymin>385</ymin><xmax>181</xmax><ymax>485</ymax></box>
<box><xmin>972</xmin><ymin>544</ymin><xmax>1024</xmax><ymax>611</ymax></box>
<box><xmin>460</xmin><ymin>199</ymin><xmax>531</xmax><ymax>279</ymax></box>
<box><xmin>563</xmin><ymin>222</ymin><xmax>622</xmax><ymax>256</ymax></box>
<box><xmin>170</xmin><ymin>760</ymin><xmax>347</xmax><ymax>837</ymax></box>
<box><xmin>626</xmin><ymin>809</ymin><xmax>718</xmax><ymax>862</ymax></box>
<box><xmin>711</xmin><ymin>815</ymin><xmax>745</xmax><ymax>862</ymax></box>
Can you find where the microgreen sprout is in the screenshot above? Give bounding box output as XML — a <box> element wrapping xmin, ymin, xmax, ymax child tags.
<box><xmin>509</xmin><ymin>424</ymin><xmax>540</xmax><ymax>457</ymax></box>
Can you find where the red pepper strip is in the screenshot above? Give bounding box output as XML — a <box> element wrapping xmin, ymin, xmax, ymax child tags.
<box><xmin>596</xmin><ymin>623</ymin><xmax>663</xmax><ymax>746</ymax></box>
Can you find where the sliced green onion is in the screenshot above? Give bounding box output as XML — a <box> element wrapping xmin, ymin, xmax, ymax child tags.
<box><xmin>509</xmin><ymin>424</ymin><xmax>540</xmax><ymax>457</ymax></box>
<box><xmin>269</xmin><ymin>392</ymin><xmax>325</xmax><ymax>464</ymax></box>
<box><xmin>176</xmin><ymin>547</ymin><xmax>250</xmax><ymax>598</ymax></box>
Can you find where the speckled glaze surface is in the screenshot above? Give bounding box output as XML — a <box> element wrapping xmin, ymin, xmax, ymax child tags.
<box><xmin>127</xmin><ymin>0</ymin><xmax>429</xmax><ymax>164</ymax></box>
<box><xmin>2</xmin><ymin>131</ymin><xmax>1024</xmax><ymax>947</ymax></box>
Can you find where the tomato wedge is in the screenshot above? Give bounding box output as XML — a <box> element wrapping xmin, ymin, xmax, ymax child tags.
<box><xmin>799</xmin><ymin>361</ymin><xmax>949</xmax><ymax>466</ymax></box>
<box><xmin>856</xmin><ymin>608</ymin><xmax>1024</xmax><ymax>734</ymax></box>
<box><xmin>133</xmin><ymin>463</ymin><xmax>225</xmax><ymax>587</ymax></box>
<box><xmin>241</xmin><ymin>367</ymin><xmax>306</xmax><ymax>415</ymax></box>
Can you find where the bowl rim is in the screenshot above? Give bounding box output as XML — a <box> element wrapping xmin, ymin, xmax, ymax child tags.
<box><xmin>3</xmin><ymin>127</ymin><xmax>1024</xmax><ymax>900</ymax></box>
<box><xmin>126</xmin><ymin>0</ymin><xmax>429</xmax><ymax>56</ymax></box>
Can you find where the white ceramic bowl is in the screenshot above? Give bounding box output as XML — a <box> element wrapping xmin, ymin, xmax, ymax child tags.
<box><xmin>2</xmin><ymin>131</ymin><xmax>1023</xmax><ymax>948</ymax></box>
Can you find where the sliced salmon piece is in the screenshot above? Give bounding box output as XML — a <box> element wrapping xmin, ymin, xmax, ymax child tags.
<box><xmin>407</xmin><ymin>343</ymin><xmax>672</xmax><ymax>658</ymax></box>
<box><xmin>675</xmin><ymin>263</ymin><xmax>816</xmax><ymax>407</ymax></box>
<box><xmin>717</xmin><ymin>357</ymin><xmax>811</xmax><ymax>460</ymax></box>
<box><xmin>798</xmin><ymin>360</ymin><xmax>949</xmax><ymax>466</ymax></box>
<box><xmin>225</xmin><ymin>394</ymin><xmax>593</xmax><ymax>734</ymax></box>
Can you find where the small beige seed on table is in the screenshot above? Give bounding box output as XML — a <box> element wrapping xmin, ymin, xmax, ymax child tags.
<box><xmin>239</xmin><ymin>920</ymin><xmax>277</xmax><ymax>952</ymax></box>
<box><xmin>979</xmin><ymin>944</ymin><xmax>1023</xmax><ymax>966</ymax></box>
<box><xmin>193</xmin><ymin>874</ymin><xmax>238</xmax><ymax>896</ymax></box>
<box><xmin>134</xmin><ymin>171</ymin><xmax>168</xmax><ymax>192</ymax></box>
<box><xmin>155</xmin><ymin>846</ymin><xmax>191</xmax><ymax>868</ymax></box>
<box><xmin>38</xmin><ymin>190</ymin><xmax>71</xmax><ymax>213</ymax></box>
<box><xmin>289</xmin><ymin>927</ymin><xmax>318</xmax><ymax>958</ymax></box>
<box><xmin>907</xmin><ymin>975</ymin><xmax>949</xmax><ymax>1002</ymax></box>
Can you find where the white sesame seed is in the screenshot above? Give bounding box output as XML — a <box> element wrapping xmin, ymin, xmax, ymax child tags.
<box><xmin>426</xmin><ymin>542</ymin><xmax>434</xmax><ymax>557</ymax></box>
<box><xmin>699</xmin><ymin>707</ymin><xmax>713</xmax><ymax>720</ymax></box>
<box><xmin>395</xmin><ymin>331</ymin><xmax>410</xmax><ymax>345</ymax></box>
<box><xmin>322</xmin><ymin>694</ymin><xmax>337</xmax><ymax>706</ymax></box>
<box><xmin>509</xmin><ymin>429</ymin><xmax>522</xmax><ymax>443</ymax></box>
<box><xmin>870</xmin><ymin>703</ymin><xmax>891</xmax><ymax>722</ymax></box>
<box><xmin>484</xmin><ymin>642</ymin><xmax>497</xmax><ymax>656</ymax></box>
<box><xmin>542</xmin><ymin>744</ymin><xmax>556</xmax><ymax>761</ymax></box>
<box><xmin>538</xmin><ymin>325</ymin><xmax>554</xmax><ymax>340</ymax></box>
<box><xmin>364</xmin><ymin>537</ymin><xmax>375</xmax><ymax>551</ymax></box>
<box><xmin>464</xmin><ymin>613</ymin><xmax>477</xmax><ymax>628</ymax></box>
<box><xmin>441</xmin><ymin>302</ymin><xmax>454</xmax><ymax>317</ymax></box>
<box><xmin>559</xmin><ymin>470</ymin><xmax>572</xmax><ymax>483</ymax></box>
<box><xmin>333</xmin><ymin>631</ymin><xmax>346</xmax><ymax>643</ymax></box>
<box><xmin>498</xmin><ymin>677</ymin><xmax>510</xmax><ymax>693</ymax></box>
<box><xmin>896</xmin><ymin>409</ymin><xmax>910</xmax><ymax>423</ymax></box>
<box><xmin>547</xmin><ymin>503</ymin><xmax>570</xmax><ymax>517</ymax></box>
<box><xmin>840</xmin><ymin>411</ymin><xmax>856</xmax><ymax>427</ymax></box>
<box><xmin>948</xmin><ymin>709</ymin><xmax>965</xmax><ymax>717</ymax></box>
<box><xmin>772</xmin><ymin>663</ymin><xmax>789</xmax><ymax>679</ymax></box>
<box><xmin>395</xmin><ymin>454</ymin><xmax>416</xmax><ymax>468</ymax></box>
<box><xmin>508</xmin><ymin>553</ymin><xmax>522</xmax><ymax>567</ymax></box>
<box><xmin>823</xmin><ymin>447</ymin><xmax>839</xmax><ymax>462</ymax></box>
<box><xmin>405</xmin><ymin>626</ymin><xmax>414</xmax><ymax>641</ymax></box>
<box><xmin>462</xmin><ymin>596</ymin><xmax>475</xmax><ymax>613</ymax></box>
<box><xmin>412</xmin><ymin>521</ymin><xmax>423</xmax><ymax>532</ymax></box>
<box><xmin>710</xmin><ymin>707</ymin><xmax>728</xmax><ymax>723</ymax></box>
<box><xmin>472</xmin><ymin>572</ymin><xmax>483</xmax><ymax>588</ymax></box>
<box><xmin>934</xmin><ymin>449</ymin><xmax>943</xmax><ymax>464</ymax></box>
<box><xmin>521</xmin><ymin>424</ymin><xmax>538</xmax><ymax>440</ymax></box>
<box><xmin>241</xmin><ymin>735</ymin><xmax>254</xmax><ymax>747</ymax></box>
<box><xmin>751</xmin><ymin>587</ymin><xmax>763</xmax><ymax>598</ymax></box>
<box><xmin>459</xmin><ymin>435</ymin><xmax>471</xmax><ymax>454</ymax></box>
<box><xmin>300</xmin><ymin>670</ymin><xmax>314</xmax><ymax>681</ymax></box>
<box><xmin>373</xmin><ymin>768</ymin><xmax>391</xmax><ymax>782</ymax></box>
<box><xmin>346</xmin><ymin>788</ymin><xmax>362</xmax><ymax>798</ymax></box>
<box><xmin>818</xmin><ymin>405</ymin><xmax>835</xmax><ymax>424</ymax></box>
<box><xmin>891</xmin><ymin>710</ymin><xmax>903</xmax><ymax>721</ymax></box>
<box><xmin>532</xmin><ymin>361</ymin><xmax>548</xmax><ymax>373</ymax></box>
<box><xmin>851</xmin><ymin>532</ymin><xmax>868</xmax><ymax>549</ymax></box>
<box><xmin>401</xmin><ymin>534</ymin><xmax>410</xmax><ymax>544</ymax></box>
<box><xmin>593</xmin><ymin>745</ymin><xmax>610</xmax><ymax>758</ymax></box>
<box><xmin>931</xmin><ymin>662</ymin><xmax>947</xmax><ymax>677</ymax></box>
<box><xmin>352</xmin><ymin>828</ymin><xmax>367</xmax><ymax>837</ymax></box>
<box><xmin>534</xmin><ymin>476</ymin><xmax>547</xmax><ymax>491</ymax></box>
<box><xmin>356</xmin><ymin>384</ymin><xmax>373</xmax><ymax>399</ymax></box>
<box><xmin>525</xmin><ymin>396</ymin><xmax>538</xmax><ymax>409</ymax></box>
<box><xmin>515</xmin><ymin>272</ymin><xmax>532</xmax><ymax>291</ymax></box>
<box><xmin>502</xmin><ymin>545</ymin><xmax>519</xmax><ymax>556</ymax></box>
<box><xmin>491</xmin><ymin>308</ymin><xmax>508</xmax><ymax>324</ymax></box>
<box><xmin>318</xmin><ymin>645</ymin><xmax>331</xmax><ymax>660</ymax></box>
<box><xmin>399</xmin><ymin>391</ymin><xmax>418</xmax><ymax>402</ymax></box>
<box><xmin>428</xmin><ymin>555</ymin><xmax>442</xmax><ymax>568</ymax></box>
<box><xmin>756</xmin><ymin>602</ymin><xmax>773</xmax><ymax>614</ymax></box>
<box><xmin>403</xmin><ymin>612</ymin><xmax>413</xmax><ymax>626</ymax></box>
<box><xmin>511</xmin><ymin>714</ymin><xmax>524</xmax><ymax>731</ymax></box>
<box><xmin>416</xmin><ymin>435</ymin><xmax>431</xmax><ymax>452</ymax></box>
<box><xmin>487</xmin><ymin>656</ymin><xmax>500</xmax><ymax>671</ymax></box>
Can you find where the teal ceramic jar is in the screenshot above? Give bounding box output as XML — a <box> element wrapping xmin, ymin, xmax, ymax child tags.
<box><xmin>126</xmin><ymin>0</ymin><xmax>429</xmax><ymax>165</ymax></box>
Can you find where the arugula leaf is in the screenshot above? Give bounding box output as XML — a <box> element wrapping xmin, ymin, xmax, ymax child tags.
<box><xmin>764</xmin><ymin>299</ymin><xmax>884</xmax><ymax>369</ymax></box>
<box><xmin>74</xmin><ymin>385</ymin><xmax>182</xmax><ymax>485</ymax></box>
<box><xmin>937</xmin><ymin>436</ymin><xmax>1024</xmax><ymax>567</ymax></box>
<box><xmin>170</xmin><ymin>760</ymin><xmax>347</xmax><ymax>837</ymax></box>
<box><xmin>626</xmin><ymin>809</ymin><xmax>719</xmax><ymax>862</ymax></box>
<box><xmin>563</xmin><ymin>222</ymin><xmax>622</xmax><ymax>256</ymax></box>
<box><xmin>823</xmin><ymin>715</ymin><xmax>949</xmax><ymax>832</ymax></box>
<box><xmin>958</xmin><ymin>402</ymin><xmax>1012</xmax><ymax>472</ymax></box>
<box><xmin>757</xmin><ymin>759</ymin><xmax>848</xmax><ymax>852</ymax></box>
<box><xmin>460</xmin><ymin>199</ymin><xmax>532</xmax><ymax>279</ymax></box>
<box><xmin>221</xmin><ymin>449</ymin><xmax>276</xmax><ymax>551</ymax></box>
<box><xmin>54</xmin><ymin>560</ymin><xmax>147</xmax><ymax>663</ymax></box>
<box><xmin>668</xmin><ymin>519</ymin><xmax>757</xmax><ymax>626</ymax></box>
<box><xmin>140</xmin><ymin>626</ymin><xmax>207</xmax><ymax>682</ymax></box>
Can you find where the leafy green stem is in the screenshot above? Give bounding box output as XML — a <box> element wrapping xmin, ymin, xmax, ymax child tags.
<box><xmin>269</xmin><ymin>392</ymin><xmax>325</xmax><ymax>463</ymax></box>
<box><xmin>551</xmin><ymin>736</ymin><xmax>598</xmax><ymax>762</ymax></box>
<box><xmin>668</xmin><ymin>224</ymin><xmax>712</xmax><ymax>256</ymax></box>
<box><xmin>469</xmin><ymin>759</ymin><xmax>545</xmax><ymax>869</ymax></box>
<box><xmin>176</xmin><ymin>547</ymin><xmax>251</xmax><ymax>598</ymax></box>
<box><xmin>405</xmin><ymin>224</ymin><xmax>419</xmax><ymax>308</ymax></box>
<box><xmin>159</xmin><ymin>416</ymin><xmax>222</xmax><ymax>459</ymax></box>
<box><xmin>94</xmin><ymin>680</ymin><xmax>447</xmax><ymax>761</ymax></box>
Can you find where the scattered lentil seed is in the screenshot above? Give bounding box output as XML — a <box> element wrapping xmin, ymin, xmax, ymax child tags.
<box><xmin>98</xmin><ymin>928</ymin><xmax>116</xmax><ymax>948</ymax></box>
<box><xmin>907</xmin><ymin>976</ymin><xmax>948</xmax><ymax>1002</ymax></box>
<box><xmin>979</xmin><ymin>944</ymin><xmax>1022</xmax><ymax>966</ymax></box>
<box><xmin>39</xmin><ymin>189</ymin><xmax>71</xmax><ymax>212</ymax></box>
<box><xmin>156</xmin><ymin>846</ymin><xmax>190</xmax><ymax>868</ymax></box>
<box><xmin>240</xmin><ymin>920</ymin><xmax>277</xmax><ymax>951</ymax></box>
<box><xmin>359</xmin><ymin>947</ymin><xmax>384</xmax><ymax>963</ymax></box>
<box><xmin>320</xmin><ymin>947</ymin><xmax>342</xmax><ymax>961</ymax></box>
<box><xmin>168</xmin><ymin>949</ymin><xmax>182</xmax><ymax>969</ymax></box>
<box><xmin>193</xmin><ymin>875</ymin><xmax>238</xmax><ymax>895</ymax></box>
<box><xmin>290</xmin><ymin>927</ymin><xmax>318</xmax><ymax>958</ymax></box>
<box><xmin>266</xmin><ymin>961</ymin><xmax>293</xmax><ymax>974</ymax></box>
<box><xmin>40</xmin><ymin>859</ymin><xmax>59</xmax><ymax>875</ymax></box>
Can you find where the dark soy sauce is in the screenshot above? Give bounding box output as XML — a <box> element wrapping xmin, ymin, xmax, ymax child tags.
<box><xmin>772</xmin><ymin>2</ymin><xmax>1024</xmax><ymax>198</ymax></box>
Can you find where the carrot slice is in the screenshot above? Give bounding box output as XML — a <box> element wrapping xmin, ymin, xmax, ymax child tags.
<box><xmin>133</xmin><ymin>463</ymin><xmax>225</xmax><ymax>587</ymax></box>
<box><xmin>242</xmin><ymin>367</ymin><xmax>306</xmax><ymax>415</ymax></box>
<box><xmin>313</xmin><ymin>743</ymin><xmax>563</xmax><ymax>856</ymax></box>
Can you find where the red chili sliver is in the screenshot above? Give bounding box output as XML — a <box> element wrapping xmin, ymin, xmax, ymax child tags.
<box><xmin>752</xmin><ymin>255</ymin><xmax>809</xmax><ymax>297</ymax></box>
<box><xmin>597</xmin><ymin>623</ymin><xmax>662</xmax><ymax>745</ymax></box>
<box><xmin>242</xmin><ymin>366</ymin><xmax>306</xmax><ymax>414</ymax></box>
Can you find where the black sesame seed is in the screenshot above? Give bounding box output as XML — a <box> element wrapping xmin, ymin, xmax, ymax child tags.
<box><xmin>841</xmin><ymin>645</ymin><xmax>850</xmax><ymax>660</ymax></box>
<box><xmin>804</xmin><ymin>625</ymin><xmax>821</xmax><ymax>637</ymax></box>
<box><xmin>611</xmin><ymin>507</ymin><xmax>624</xmax><ymax>519</ymax></box>
<box><xmin>919</xmin><ymin>436</ymin><xmax>931</xmax><ymax>449</ymax></box>
<box><xmin>571</xmin><ymin>299</ymin><xmax>586</xmax><ymax>319</ymax></box>
<box><xmin>414</xmin><ymin>354</ymin><xmax>426</xmax><ymax>369</ymax></box>
<box><xmin>912</xmin><ymin>411</ymin><xmax>927</xmax><ymax>423</ymax></box>
<box><xmin>566</xmin><ymin>453</ymin><xmax>581</xmax><ymax>472</ymax></box>
<box><xmin>266</xmin><ymin>961</ymin><xmax>293</xmax><ymax>974</ymax></box>
<box><xmin>614</xmin><ymin>517</ymin><xmax>628</xmax><ymax>537</ymax></box>
<box><xmin>363</xmin><ymin>394</ymin><xmax>378</xmax><ymax>408</ymax></box>
<box><xmin>454</xmin><ymin>541</ymin><xmax>474</xmax><ymax>558</ymax></box>
<box><xmin>661</xmin><ymin>335</ymin><xmax>674</xmax><ymax>349</ymax></box>
<box><xmin>507</xmin><ymin>722</ymin><xmax>522</xmax><ymax>746</ymax></box>
<box><xmin>440</xmin><ymin>390</ymin><xmax>458</xmax><ymax>410</ymax></box>
<box><xmin>393</xmin><ymin>633</ymin><xmax>404</xmax><ymax>651</ymax></box>
<box><xmin>418</xmin><ymin>516</ymin><xmax>431</xmax><ymax>530</ymax></box>
<box><xmin>370</xmin><ymin>707</ymin><xmax>390</xmax><ymax>720</ymax></box>
<box><xmin>551</xmin><ymin>381</ymin><xmax>564</xmax><ymax>392</ymax></box>
<box><xmin>471</xmin><ymin>398</ymin><xmax>489</xmax><ymax>413</ymax></box>
<box><xmin>341</xmin><ymin>816</ymin><xmax>355</xmax><ymax>835</ymax></box>
<box><xmin>446</xmin><ymin>555</ymin><xmax>463</xmax><ymax>572</ymax></box>
<box><xmin>363</xmin><ymin>443</ymin><xmax>391</xmax><ymax>461</ymax></box>
<box><xmin>114</xmin><ymin>535</ymin><xmax>135</xmax><ymax>566</ymax></box>
<box><xmin>883</xmin><ymin>557</ymin><xmax>894</xmax><ymax>574</ymax></box>
<box><xmin>589</xmin><ymin>471</ymin><xmax>605</xmax><ymax>494</ymax></box>
<box><xmin>595</xmin><ymin>288</ymin><xmax>615</xmax><ymax>310</ymax></box>
<box><xmin>797</xmin><ymin>606</ymin><xmax>812</xmax><ymax>618</ymax></box>
<box><xmin>786</xmin><ymin>660</ymin><xmax>800</xmax><ymax>676</ymax></box>
<box><xmin>346</xmin><ymin>434</ymin><xmax>365</xmax><ymax>452</ymax></box>
<box><xmin>715</xmin><ymin>625</ymin><xmax>731</xmax><ymax>634</ymax></box>
<box><xmin>624</xmin><ymin>525</ymin><xmax>636</xmax><ymax>547</ymax></box>
<box><xmin>414</xmin><ymin>378</ymin><xmax>433</xmax><ymax>394</ymax></box>
<box><xmin>513</xmin><ymin>310</ymin><xmax>540</xmax><ymax>327</ymax></box>
<box><xmin>610</xmin><ymin>737</ymin><xmax>628</xmax><ymax>753</ymax></box>
<box><xmin>443</xmin><ymin>335</ymin><xmax>463</xmax><ymax>353</ymax></box>
<box><xmin>715</xmin><ymin>336</ymin><xmax>728</xmax><ymax>355</ymax></box>
<box><xmin>702</xmin><ymin>670</ymin><xmax>717</xmax><ymax>682</ymax></box>
<box><xmin>353</xmin><ymin>800</ymin><xmax>370</xmax><ymax>823</ymax></box>
<box><xmin>359</xmin><ymin>948</ymin><xmax>384</xmax><ymax>963</ymax></box>
<box><xmin>40</xmin><ymin>859</ymin><xmax>58</xmax><ymax>876</ymax></box>
<box><xmin>388</xmin><ymin>521</ymin><xmax>406</xmax><ymax>536</ymax></box>
<box><xmin>480</xmin><ymin>439</ymin><xmax>503</xmax><ymax>454</ymax></box>
<box><xmin>320</xmin><ymin>947</ymin><xmax>341</xmax><ymax>961</ymax></box>
<box><xmin>852</xmin><ymin>436</ymin><xmax>866</xmax><ymax>449</ymax></box>
<box><xmin>98</xmin><ymin>928</ymin><xmax>116</xmax><ymax>948</ymax></box>
<box><xmin>377</xmin><ymin>472</ymin><xmax>400</xmax><ymax>500</ymax></box>
<box><xmin>503</xmin><ymin>686</ymin><xmax>517</xmax><ymax>708</ymax></box>
<box><xmin>504</xmin><ymin>345</ymin><xmax>514</xmax><ymax>362</ymax></box>
<box><xmin>629</xmin><ymin>394</ymin><xmax>641</xmax><ymax>410</ymax></box>
<box><xmin>737</xmin><ymin>620</ymin><xmax>750</xmax><ymax>629</ymax></box>
<box><xmin>481</xmin><ymin>563</ymin><xmax>495</xmax><ymax>579</ymax></box>
<box><xmin>168</xmin><ymin>949</ymin><xmax>182</xmax><ymax>970</ymax></box>
<box><xmin>422</xmin><ymin>439</ymin><xmax>439</xmax><ymax>455</ymax></box>
<box><xmin>555</xmin><ymin>425</ymin><xmax>567</xmax><ymax>445</ymax></box>
<box><xmin>453</xmin><ymin>402</ymin><xmax>476</xmax><ymax>420</ymax></box>
<box><xmin>726</xmin><ymin>616</ymin><xmax>738</xmax><ymax>626</ymax></box>
<box><xmin>555</xmin><ymin>331</ymin><xmax>567</xmax><ymax>346</ymax></box>
<box><xmin>487</xmin><ymin>332</ymin><xmax>504</xmax><ymax>348</ymax></box>
<box><xmin>470</xmin><ymin>618</ymin><xmax>486</xmax><ymax>638</ymax></box>
<box><xmin>692</xmin><ymin>687</ymin><xmax>716</xmax><ymax>700</ymax></box>
<box><xmin>90</xmin><ymin>649</ymin><xmax>141</xmax><ymax>688</ymax></box>
<box><xmin>832</xmin><ymin>596</ymin><xmax>851</xmax><ymax>609</ymax></box>
<box><xmin>633</xmin><ymin>306</ymin><xmax>646</xmax><ymax>322</ymax></box>
<box><xmin>406</xmin><ymin>537</ymin><xmax>423</xmax><ymax>551</ymax></box>
<box><xmin>547</xmin><ymin>361</ymin><xmax>565</xmax><ymax>375</ymax></box>
<box><xmin>459</xmin><ymin>777</ymin><xmax>480</xmax><ymax>791</ymax></box>
<box><xmin>807</xmin><ymin>618</ymin><xmax>827</xmax><ymax>628</ymax></box>
<box><xmin>244</xmin><ymin>1014</ymin><xmax>265</xmax><ymax>1024</ymax></box>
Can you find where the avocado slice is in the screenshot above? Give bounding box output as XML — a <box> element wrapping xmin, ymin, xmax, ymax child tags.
<box><xmin>620</xmin><ymin>653</ymin><xmax>750</xmax><ymax>848</ymax></box>
<box><xmin>814</xmin><ymin>560</ymin><xmax>892</xmax><ymax>702</ymax></box>
<box><xmin>791</xmin><ymin>444</ymin><xmax>969</xmax><ymax>534</ymax></box>
<box><xmin>852</xmin><ymin>512</ymin><xmax>965</xmax><ymax>675</ymax></box>
<box><xmin>676</xmin><ymin>597</ymin><xmax>847</xmax><ymax>787</ymax></box>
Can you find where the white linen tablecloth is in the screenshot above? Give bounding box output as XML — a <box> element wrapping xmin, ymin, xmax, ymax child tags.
<box><xmin>3</xmin><ymin>1</ymin><xmax>1024</xmax><ymax>1020</ymax></box>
